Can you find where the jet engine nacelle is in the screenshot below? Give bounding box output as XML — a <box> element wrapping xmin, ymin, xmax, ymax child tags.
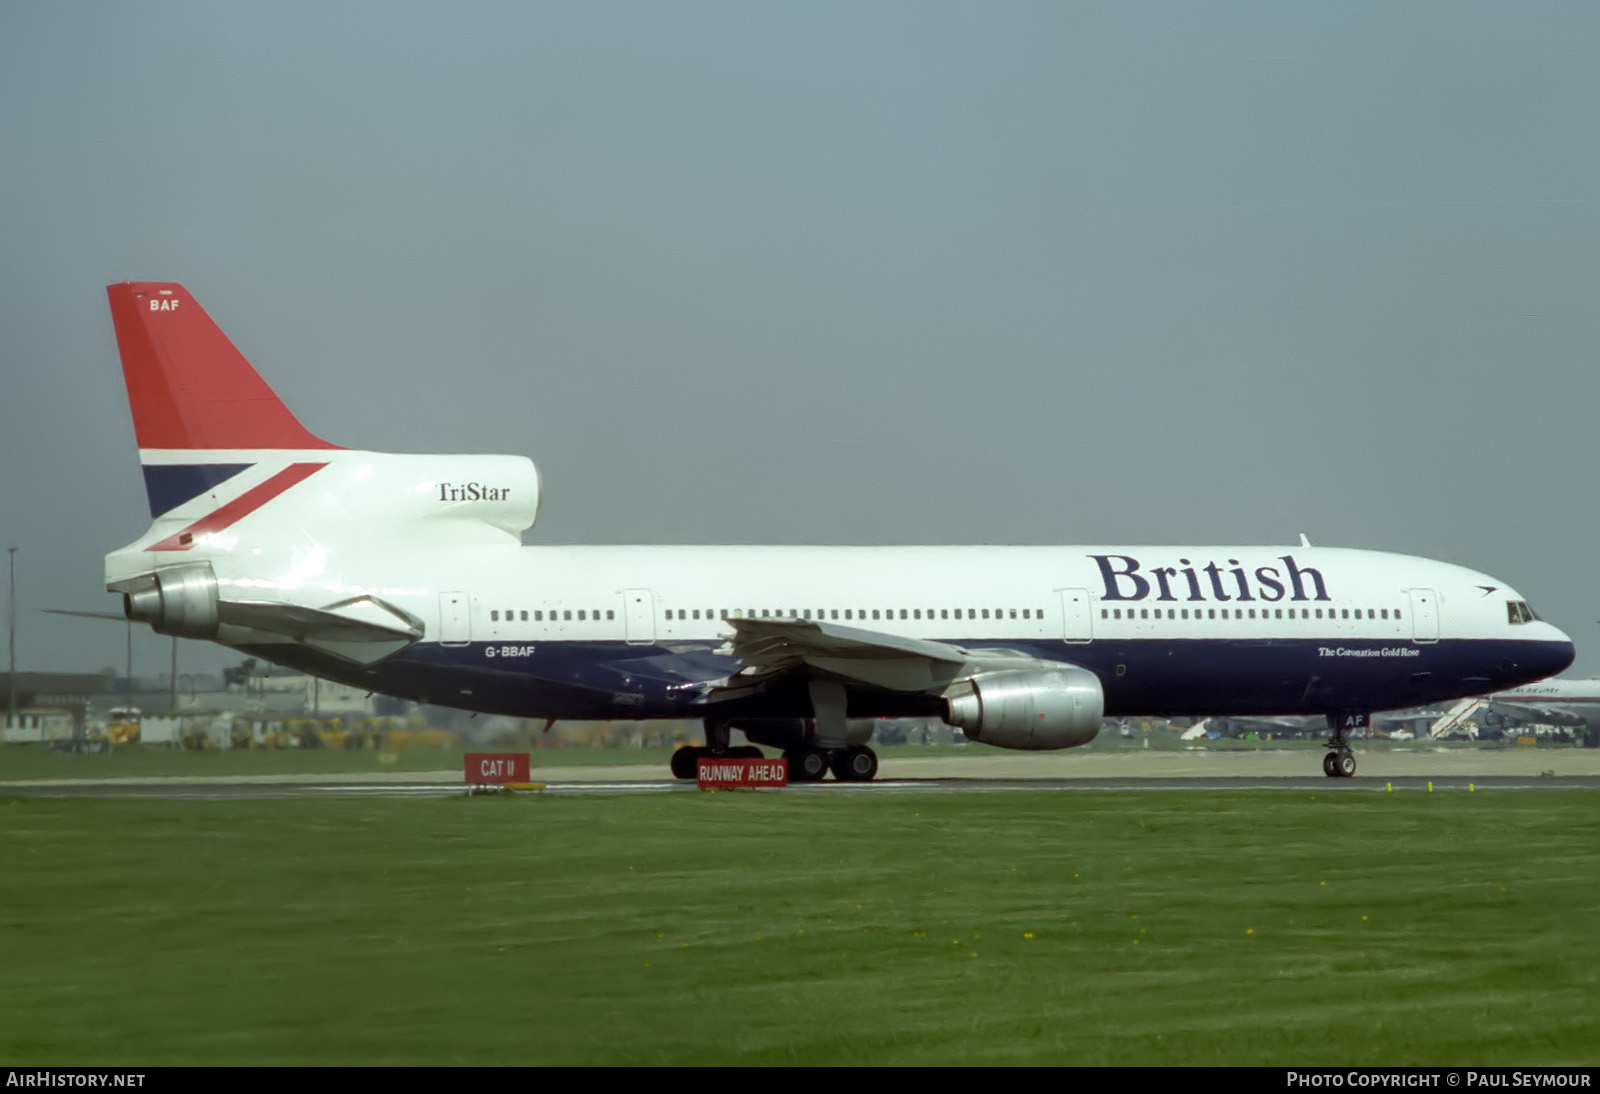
<box><xmin>943</xmin><ymin>666</ymin><xmax>1105</xmax><ymax>750</ymax></box>
<box><xmin>123</xmin><ymin>563</ymin><xmax>220</xmax><ymax>639</ymax></box>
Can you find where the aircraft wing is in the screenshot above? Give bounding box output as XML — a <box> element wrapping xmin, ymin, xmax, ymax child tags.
<box><xmin>1482</xmin><ymin>701</ymin><xmax>1588</xmax><ymax>727</ymax></box>
<box><xmin>710</xmin><ymin>617</ymin><xmax>1037</xmax><ymax>700</ymax></box>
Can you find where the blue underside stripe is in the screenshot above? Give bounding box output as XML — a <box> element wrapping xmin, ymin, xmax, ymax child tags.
<box><xmin>239</xmin><ymin>635</ymin><xmax>1574</xmax><ymax>724</ymax></box>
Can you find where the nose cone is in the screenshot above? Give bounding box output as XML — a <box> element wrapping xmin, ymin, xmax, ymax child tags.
<box><xmin>1527</xmin><ymin>624</ymin><xmax>1577</xmax><ymax>682</ymax></box>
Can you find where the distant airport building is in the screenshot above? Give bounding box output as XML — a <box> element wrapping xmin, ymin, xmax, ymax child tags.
<box><xmin>1</xmin><ymin>672</ymin><xmax>111</xmax><ymax>739</ymax></box>
<box><xmin>1</xmin><ymin>666</ymin><xmax>377</xmax><ymax>741</ymax></box>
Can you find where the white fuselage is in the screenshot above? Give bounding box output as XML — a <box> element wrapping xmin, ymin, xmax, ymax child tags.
<box><xmin>110</xmin><ymin>526</ymin><xmax>1574</xmax><ymax>723</ymax></box>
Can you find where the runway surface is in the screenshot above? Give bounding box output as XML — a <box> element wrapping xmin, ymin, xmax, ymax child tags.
<box><xmin>3</xmin><ymin>748</ymin><xmax>1596</xmax><ymax>799</ymax></box>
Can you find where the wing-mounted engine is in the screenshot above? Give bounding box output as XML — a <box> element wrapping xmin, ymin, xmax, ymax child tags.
<box><xmin>713</xmin><ymin>617</ymin><xmax>1108</xmax><ymax>753</ymax></box>
<box><xmin>942</xmin><ymin>665</ymin><xmax>1105</xmax><ymax>750</ymax></box>
<box><xmin>117</xmin><ymin>562</ymin><xmax>423</xmax><ymax>665</ymax></box>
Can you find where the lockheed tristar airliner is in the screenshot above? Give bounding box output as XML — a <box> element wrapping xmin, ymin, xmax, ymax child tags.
<box><xmin>102</xmin><ymin>282</ymin><xmax>1575</xmax><ymax>780</ymax></box>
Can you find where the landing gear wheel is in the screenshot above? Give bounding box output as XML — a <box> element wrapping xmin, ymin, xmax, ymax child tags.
<box><xmin>786</xmin><ymin>747</ymin><xmax>829</xmax><ymax>782</ymax></box>
<box><xmin>670</xmin><ymin>745</ymin><xmax>701</xmax><ymax>781</ymax></box>
<box><xmin>1322</xmin><ymin>749</ymin><xmax>1356</xmax><ymax>777</ymax></box>
<box><xmin>731</xmin><ymin>745</ymin><xmax>764</xmax><ymax>760</ymax></box>
<box><xmin>1322</xmin><ymin>711</ymin><xmax>1367</xmax><ymax>779</ymax></box>
<box><xmin>831</xmin><ymin>746</ymin><xmax>879</xmax><ymax>782</ymax></box>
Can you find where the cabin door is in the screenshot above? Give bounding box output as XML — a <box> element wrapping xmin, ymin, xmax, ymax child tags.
<box><xmin>624</xmin><ymin>589</ymin><xmax>656</xmax><ymax>645</ymax></box>
<box><xmin>1408</xmin><ymin>588</ymin><xmax>1439</xmax><ymax>644</ymax></box>
<box><xmin>1059</xmin><ymin>588</ymin><xmax>1093</xmax><ymax>643</ymax></box>
<box><xmin>439</xmin><ymin>592</ymin><xmax>471</xmax><ymax>646</ymax></box>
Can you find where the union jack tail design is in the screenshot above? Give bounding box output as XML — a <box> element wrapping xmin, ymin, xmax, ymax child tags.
<box><xmin>106</xmin><ymin>282</ymin><xmax>340</xmax><ymax>549</ymax></box>
<box><xmin>105</xmin><ymin>281</ymin><xmax>540</xmax><ymax>580</ymax></box>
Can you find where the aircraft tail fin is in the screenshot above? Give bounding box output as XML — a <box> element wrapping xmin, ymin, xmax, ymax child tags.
<box><xmin>107</xmin><ymin>282</ymin><xmax>340</xmax><ymax>521</ymax></box>
<box><xmin>104</xmin><ymin>282</ymin><xmax>539</xmax><ymax>562</ymax></box>
<box><xmin>107</xmin><ymin>282</ymin><xmax>338</xmax><ymax>454</ymax></box>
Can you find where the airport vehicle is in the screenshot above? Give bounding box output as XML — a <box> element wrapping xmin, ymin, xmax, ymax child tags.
<box><xmin>100</xmin><ymin>282</ymin><xmax>1575</xmax><ymax>780</ymax></box>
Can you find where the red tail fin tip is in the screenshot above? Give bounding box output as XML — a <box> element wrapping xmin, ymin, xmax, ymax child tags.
<box><xmin>107</xmin><ymin>282</ymin><xmax>338</xmax><ymax>451</ymax></box>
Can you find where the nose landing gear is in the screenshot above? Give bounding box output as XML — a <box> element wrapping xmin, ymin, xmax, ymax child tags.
<box><xmin>670</xmin><ymin>719</ymin><xmax>764</xmax><ymax>779</ymax></box>
<box><xmin>1323</xmin><ymin>711</ymin><xmax>1366</xmax><ymax>778</ymax></box>
<box><xmin>1321</xmin><ymin>748</ymin><xmax>1357</xmax><ymax>778</ymax></box>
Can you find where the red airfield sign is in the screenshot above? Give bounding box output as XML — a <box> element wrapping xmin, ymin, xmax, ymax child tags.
<box><xmin>465</xmin><ymin>752</ymin><xmax>531</xmax><ymax>784</ymax></box>
<box><xmin>696</xmin><ymin>756</ymin><xmax>789</xmax><ymax>788</ymax></box>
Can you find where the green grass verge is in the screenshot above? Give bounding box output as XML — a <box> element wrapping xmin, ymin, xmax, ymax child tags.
<box><xmin>0</xmin><ymin>789</ymin><xmax>1594</xmax><ymax>1065</ymax></box>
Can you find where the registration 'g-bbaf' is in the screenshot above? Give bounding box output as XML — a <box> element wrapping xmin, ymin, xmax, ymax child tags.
<box><xmin>102</xmin><ymin>283</ymin><xmax>1575</xmax><ymax>781</ymax></box>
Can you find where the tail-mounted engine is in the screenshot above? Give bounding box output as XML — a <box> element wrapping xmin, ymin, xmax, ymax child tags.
<box><xmin>943</xmin><ymin>665</ymin><xmax>1105</xmax><ymax>750</ymax></box>
<box><xmin>122</xmin><ymin>563</ymin><xmax>220</xmax><ymax>639</ymax></box>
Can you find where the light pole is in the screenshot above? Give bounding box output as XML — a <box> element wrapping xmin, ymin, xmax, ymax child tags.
<box><xmin>7</xmin><ymin>546</ymin><xmax>16</xmax><ymax>729</ymax></box>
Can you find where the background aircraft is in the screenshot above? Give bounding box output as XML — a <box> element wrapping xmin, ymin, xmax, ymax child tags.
<box><xmin>1430</xmin><ymin>678</ymin><xmax>1600</xmax><ymax>743</ymax></box>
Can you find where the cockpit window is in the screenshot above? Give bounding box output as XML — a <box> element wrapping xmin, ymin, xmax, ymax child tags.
<box><xmin>1507</xmin><ymin>601</ymin><xmax>1536</xmax><ymax>625</ymax></box>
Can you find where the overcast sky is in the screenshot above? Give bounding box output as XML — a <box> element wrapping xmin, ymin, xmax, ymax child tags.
<box><xmin>2</xmin><ymin>2</ymin><xmax>1597</xmax><ymax>678</ymax></box>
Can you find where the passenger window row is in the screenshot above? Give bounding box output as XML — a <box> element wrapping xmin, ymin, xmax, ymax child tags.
<box><xmin>490</xmin><ymin>609</ymin><xmax>616</xmax><ymax>623</ymax></box>
<box><xmin>486</xmin><ymin>606</ymin><xmax>1048</xmax><ymax>626</ymax></box>
<box><xmin>664</xmin><ymin>607</ymin><xmax>1045</xmax><ymax>623</ymax></box>
<box><xmin>1100</xmin><ymin>606</ymin><xmax>1403</xmax><ymax>621</ymax></box>
<box><xmin>493</xmin><ymin>601</ymin><xmax>1537</xmax><ymax>628</ymax></box>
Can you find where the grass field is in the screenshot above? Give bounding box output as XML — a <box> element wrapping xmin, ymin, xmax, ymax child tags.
<box><xmin>0</xmin><ymin>788</ymin><xmax>1595</xmax><ymax>1065</ymax></box>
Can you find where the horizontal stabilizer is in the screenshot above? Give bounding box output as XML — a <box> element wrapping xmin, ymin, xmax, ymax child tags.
<box><xmin>213</xmin><ymin>595</ymin><xmax>420</xmax><ymax>666</ymax></box>
<box><xmin>218</xmin><ymin>596</ymin><xmax>423</xmax><ymax>644</ymax></box>
<box><xmin>42</xmin><ymin>608</ymin><xmax>130</xmax><ymax>623</ymax></box>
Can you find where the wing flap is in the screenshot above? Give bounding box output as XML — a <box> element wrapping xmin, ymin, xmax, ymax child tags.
<box><xmin>716</xmin><ymin>617</ymin><xmax>1041</xmax><ymax>696</ymax></box>
<box><xmin>728</xmin><ymin>618</ymin><xmax>967</xmax><ymax>666</ymax></box>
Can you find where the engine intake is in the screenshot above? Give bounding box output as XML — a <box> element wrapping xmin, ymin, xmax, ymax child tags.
<box><xmin>943</xmin><ymin>666</ymin><xmax>1104</xmax><ymax>750</ymax></box>
<box><xmin>123</xmin><ymin>564</ymin><xmax>220</xmax><ymax>639</ymax></box>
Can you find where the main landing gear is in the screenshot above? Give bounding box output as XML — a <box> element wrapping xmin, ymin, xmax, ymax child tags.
<box><xmin>669</xmin><ymin>743</ymin><xmax>762</xmax><ymax>779</ymax></box>
<box><xmin>792</xmin><ymin>678</ymin><xmax>879</xmax><ymax>781</ymax></box>
<box><xmin>670</xmin><ymin>719</ymin><xmax>764</xmax><ymax>778</ymax></box>
<box><xmin>1322</xmin><ymin>711</ymin><xmax>1366</xmax><ymax>778</ymax></box>
<box><xmin>668</xmin><ymin>717</ymin><xmax>880</xmax><ymax>782</ymax></box>
<box><xmin>782</xmin><ymin>744</ymin><xmax>878</xmax><ymax>783</ymax></box>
